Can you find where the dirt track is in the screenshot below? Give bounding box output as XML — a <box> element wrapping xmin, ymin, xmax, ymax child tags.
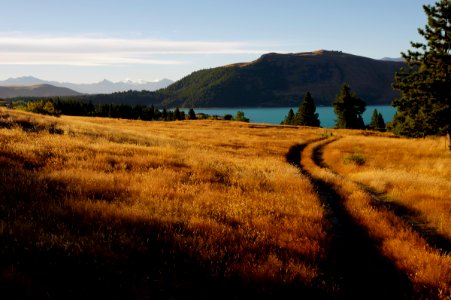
<box><xmin>287</xmin><ymin>138</ymin><xmax>413</xmax><ymax>299</ymax></box>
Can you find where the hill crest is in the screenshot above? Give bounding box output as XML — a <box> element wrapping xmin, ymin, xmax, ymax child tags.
<box><xmin>0</xmin><ymin>84</ymin><xmax>81</xmax><ymax>98</ymax></box>
<box><xmin>157</xmin><ymin>50</ymin><xmax>406</xmax><ymax>107</ymax></box>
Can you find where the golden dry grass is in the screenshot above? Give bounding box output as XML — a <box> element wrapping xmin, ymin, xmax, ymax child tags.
<box><xmin>2</xmin><ymin>107</ymin><xmax>450</xmax><ymax>299</ymax></box>
<box><xmin>0</xmin><ymin>108</ymin><xmax>327</xmax><ymax>297</ymax></box>
<box><xmin>322</xmin><ymin>135</ymin><xmax>451</xmax><ymax>241</ymax></box>
<box><xmin>314</xmin><ymin>136</ymin><xmax>451</xmax><ymax>297</ymax></box>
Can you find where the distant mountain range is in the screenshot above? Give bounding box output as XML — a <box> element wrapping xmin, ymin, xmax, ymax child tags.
<box><xmin>153</xmin><ymin>50</ymin><xmax>407</xmax><ymax>107</ymax></box>
<box><xmin>0</xmin><ymin>84</ymin><xmax>81</xmax><ymax>98</ymax></box>
<box><xmin>0</xmin><ymin>76</ymin><xmax>174</xmax><ymax>94</ymax></box>
<box><xmin>1</xmin><ymin>51</ymin><xmax>407</xmax><ymax>107</ymax></box>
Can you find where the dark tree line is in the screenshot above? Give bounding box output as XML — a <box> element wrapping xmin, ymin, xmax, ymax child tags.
<box><xmin>56</xmin><ymin>100</ymin><xmax>188</xmax><ymax>121</ymax></box>
<box><xmin>17</xmin><ymin>98</ymin><xmax>190</xmax><ymax>121</ymax></box>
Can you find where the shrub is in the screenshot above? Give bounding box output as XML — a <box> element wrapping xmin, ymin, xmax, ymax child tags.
<box><xmin>19</xmin><ymin>99</ymin><xmax>61</xmax><ymax>117</ymax></box>
<box><xmin>234</xmin><ymin>111</ymin><xmax>249</xmax><ymax>122</ymax></box>
<box><xmin>343</xmin><ymin>152</ymin><xmax>366</xmax><ymax>165</ymax></box>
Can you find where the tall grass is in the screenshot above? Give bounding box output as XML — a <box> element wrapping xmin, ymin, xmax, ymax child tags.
<box><xmin>3</xmin><ymin>108</ymin><xmax>449</xmax><ymax>298</ymax></box>
<box><xmin>322</xmin><ymin>136</ymin><xmax>451</xmax><ymax>241</ymax></box>
<box><xmin>308</xmin><ymin>137</ymin><xmax>451</xmax><ymax>298</ymax></box>
<box><xmin>0</xmin><ymin>108</ymin><xmax>326</xmax><ymax>298</ymax></box>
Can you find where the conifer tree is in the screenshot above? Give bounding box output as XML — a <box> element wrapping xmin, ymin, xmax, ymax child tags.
<box><xmin>295</xmin><ymin>92</ymin><xmax>321</xmax><ymax>127</ymax></box>
<box><xmin>282</xmin><ymin>108</ymin><xmax>295</xmax><ymax>125</ymax></box>
<box><xmin>162</xmin><ymin>108</ymin><xmax>168</xmax><ymax>120</ymax></box>
<box><xmin>392</xmin><ymin>0</ymin><xmax>450</xmax><ymax>149</ymax></box>
<box><xmin>174</xmin><ymin>107</ymin><xmax>182</xmax><ymax>120</ymax></box>
<box><xmin>188</xmin><ymin>108</ymin><xmax>196</xmax><ymax>120</ymax></box>
<box><xmin>369</xmin><ymin>109</ymin><xmax>386</xmax><ymax>131</ymax></box>
<box><xmin>377</xmin><ymin>113</ymin><xmax>386</xmax><ymax>131</ymax></box>
<box><xmin>333</xmin><ymin>84</ymin><xmax>366</xmax><ymax>129</ymax></box>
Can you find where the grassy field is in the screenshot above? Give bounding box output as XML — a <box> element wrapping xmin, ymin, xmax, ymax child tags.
<box><xmin>303</xmin><ymin>136</ymin><xmax>450</xmax><ymax>299</ymax></box>
<box><xmin>0</xmin><ymin>107</ymin><xmax>450</xmax><ymax>299</ymax></box>
<box><xmin>322</xmin><ymin>135</ymin><xmax>451</xmax><ymax>240</ymax></box>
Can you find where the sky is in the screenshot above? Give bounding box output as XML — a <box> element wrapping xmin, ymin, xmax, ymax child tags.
<box><xmin>0</xmin><ymin>0</ymin><xmax>436</xmax><ymax>83</ymax></box>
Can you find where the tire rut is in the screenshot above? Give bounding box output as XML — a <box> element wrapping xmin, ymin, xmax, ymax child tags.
<box><xmin>287</xmin><ymin>140</ymin><xmax>413</xmax><ymax>300</ymax></box>
<box><xmin>313</xmin><ymin>139</ymin><xmax>451</xmax><ymax>254</ymax></box>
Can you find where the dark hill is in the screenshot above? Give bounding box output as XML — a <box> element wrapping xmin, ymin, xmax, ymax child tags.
<box><xmin>157</xmin><ymin>50</ymin><xmax>406</xmax><ymax>107</ymax></box>
<box><xmin>0</xmin><ymin>84</ymin><xmax>81</xmax><ymax>98</ymax></box>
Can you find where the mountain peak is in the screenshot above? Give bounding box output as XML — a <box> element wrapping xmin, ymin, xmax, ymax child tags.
<box><xmin>0</xmin><ymin>84</ymin><xmax>81</xmax><ymax>98</ymax></box>
<box><xmin>159</xmin><ymin>50</ymin><xmax>407</xmax><ymax>108</ymax></box>
<box><xmin>0</xmin><ymin>77</ymin><xmax>174</xmax><ymax>94</ymax></box>
<box><xmin>0</xmin><ymin>76</ymin><xmax>46</xmax><ymax>86</ymax></box>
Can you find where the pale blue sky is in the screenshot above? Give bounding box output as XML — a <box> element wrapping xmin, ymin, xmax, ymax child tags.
<box><xmin>0</xmin><ymin>0</ymin><xmax>435</xmax><ymax>83</ymax></box>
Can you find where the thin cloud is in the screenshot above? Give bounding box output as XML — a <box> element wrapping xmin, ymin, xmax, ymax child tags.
<box><xmin>0</xmin><ymin>52</ymin><xmax>187</xmax><ymax>66</ymax></box>
<box><xmin>0</xmin><ymin>35</ymin><xmax>269</xmax><ymax>66</ymax></box>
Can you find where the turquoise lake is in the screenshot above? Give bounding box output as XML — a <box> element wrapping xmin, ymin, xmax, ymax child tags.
<box><xmin>183</xmin><ymin>106</ymin><xmax>397</xmax><ymax>128</ymax></box>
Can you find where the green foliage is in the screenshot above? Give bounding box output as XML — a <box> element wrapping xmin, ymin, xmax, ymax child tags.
<box><xmin>153</xmin><ymin>52</ymin><xmax>405</xmax><ymax>108</ymax></box>
<box><xmin>174</xmin><ymin>107</ymin><xmax>185</xmax><ymax>120</ymax></box>
<box><xmin>294</xmin><ymin>92</ymin><xmax>321</xmax><ymax>127</ymax></box>
<box><xmin>392</xmin><ymin>0</ymin><xmax>450</xmax><ymax>141</ymax></box>
<box><xmin>282</xmin><ymin>92</ymin><xmax>320</xmax><ymax>127</ymax></box>
<box><xmin>223</xmin><ymin>114</ymin><xmax>233</xmax><ymax>120</ymax></box>
<box><xmin>282</xmin><ymin>108</ymin><xmax>295</xmax><ymax>125</ymax></box>
<box><xmin>369</xmin><ymin>109</ymin><xmax>386</xmax><ymax>131</ymax></box>
<box><xmin>234</xmin><ymin>111</ymin><xmax>249</xmax><ymax>122</ymax></box>
<box><xmin>19</xmin><ymin>99</ymin><xmax>60</xmax><ymax>116</ymax></box>
<box><xmin>188</xmin><ymin>108</ymin><xmax>197</xmax><ymax>120</ymax></box>
<box><xmin>343</xmin><ymin>152</ymin><xmax>366</xmax><ymax>166</ymax></box>
<box><xmin>14</xmin><ymin>98</ymin><xmax>194</xmax><ymax>122</ymax></box>
<box><xmin>333</xmin><ymin>84</ymin><xmax>366</xmax><ymax>129</ymax></box>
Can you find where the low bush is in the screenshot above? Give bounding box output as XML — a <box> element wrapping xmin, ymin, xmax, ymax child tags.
<box><xmin>343</xmin><ymin>152</ymin><xmax>366</xmax><ymax>165</ymax></box>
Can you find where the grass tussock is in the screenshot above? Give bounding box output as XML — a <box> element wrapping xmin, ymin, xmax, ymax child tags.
<box><xmin>0</xmin><ymin>108</ymin><xmax>326</xmax><ymax>298</ymax></box>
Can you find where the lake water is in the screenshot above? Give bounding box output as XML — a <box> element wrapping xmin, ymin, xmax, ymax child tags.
<box><xmin>183</xmin><ymin>106</ymin><xmax>397</xmax><ymax>128</ymax></box>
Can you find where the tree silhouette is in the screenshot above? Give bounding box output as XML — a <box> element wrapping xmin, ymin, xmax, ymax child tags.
<box><xmin>369</xmin><ymin>109</ymin><xmax>385</xmax><ymax>131</ymax></box>
<box><xmin>392</xmin><ymin>0</ymin><xmax>450</xmax><ymax>149</ymax></box>
<box><xmin>282</xmin><ymin>108</ymin><xmax>295</xmax><ymax>125</ymax></box>
<box><xmin>295</xmin><ymin>92</ymin><xmax>320</xmax><ymax>127</ymax></box>
<box><xmin>333</xmin><ymin>84</ymin><xmax>366</xmax><ymax>129</ymax></box>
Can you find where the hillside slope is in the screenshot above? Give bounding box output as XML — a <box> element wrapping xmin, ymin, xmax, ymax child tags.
<box><xmin>0</xmin><ymin>84</ymin><xmax>81</xmax><ymax>98</ymax></box>
<box><xmin>157</xmin><ymin>50</ymin><xmax>406</xmax><ymax>107</ymax></box>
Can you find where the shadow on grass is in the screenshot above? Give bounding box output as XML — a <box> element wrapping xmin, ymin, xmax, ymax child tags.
<box><xmin>313</xmin><ymin>140</ymin><xmax>451</xmax><ymax>254</ymax></box>
<box><xmin>287</xmin><ymin>142</ymin><xmax>414</xmax><ymax>300</ymax></box>
<box><xmin>0</xmin><ymin>150</ymin><xmax>326</xmax><ymax>300</ymax></box>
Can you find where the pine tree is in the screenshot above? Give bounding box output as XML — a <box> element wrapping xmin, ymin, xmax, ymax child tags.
<box><xmin>174</xmin><ymin>107</ymin><xmax>182</xmax><ymax>120</ymax></box>
<box><xmin>295</xmin><ymin>92</ymin><xmax>321</xmax><ymax>127</ymax></box>
<box><xmin>282</xmin><ymin>108</ymin><xmax>295</xmax><ymax>125</ymax></box>
<box><xmin>162</xmin><ymin>108</ymin><xmax>168</xmax><ymax>121</ymax></box>
<box><xmin>188</xmin><ymin>108</ymin><xmax>196</xmax><ymax>120</ymax></box>
<box><xmin>333</xmin><ymin>84</ymin><xmax>366</xmax><ymax>129</ymax></box>
<box><xmin>377</xmin><ymin>113</ymin><xmax>386</xmax><ymax>131</ymax></box>
<box><xmin>370</xmin><ymin>109</ymin><xmax>379</xmax><ymax>130</ymax></box>
<box><xmin>369</xmin><ymin>109</ymin><xmax>386</xmax><ymax>131</ymax></box>
<box><xmin>392</xmin><ymin>0</ymin><xmax>450</xmax><ymax>149</ymax></box>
